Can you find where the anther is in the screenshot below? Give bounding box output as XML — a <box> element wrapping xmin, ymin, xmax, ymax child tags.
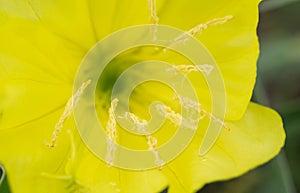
<box><xmin>167</xmin><ymin>15</ymin><xmax>233</xmax><ymax>49</ymax></box>
<box><xmin>156</xmin><ymin>104</ymin><xmax>182</xmax><ymax>126</ymax></box>
<box><xmin>200</xmin><ymin>109</ymin><xmax>230</xmax><ymax>131</ymax></box>
<box><xmin>123</xmin><ymin>112</ymin><xmax>148</xmax><ymax>134</ymax></box>
<box><xmin>180</xmin><ymin>97</ymin><xmax>230</xmax><ymax>131</ymax></box>
<box><xmin>147</xmin><ymin>134</ymin><xmax>164</xmax><ymax>169</ymax></box>
<box><xmin>122</xmin><ymin>112</ymin><xmax>164</xmax><ymax>169</ymax></box>
<box><xmin>48</xmin><ymin>80</ymin><xmax>91</xmax><ymax>148</ymax></box>
<box><xmin>167</xmin><ymin>64</ymin><xmax>214</xmax><ymax>76</ymax></box>
<box><xmin>159</xmin><ymin>98</ymin><xmax>230</xmax><ymax>131</ymax></box>
<box><xmin>105</xmin><ymin>98</ymin><xmax>119</xmax><ymax>167</ymax></box>
<box><xmin>106</xmin><ymin>98</ymin><xmax>119</xmax><ymax>142</ymax></box>
<box><xmin>179</xmin><ymin>96</ymin><xmax>201</xmax><ymax>112</ymax></box>
<box><xmin>195</xmin><ymin>64</ymin><xmax>214</xmax><ymax>75</ymax></box>
<box><xmin>186</xmin><ymin>15</ymin><xmax>233</xmax><ymax>37</ymax></box>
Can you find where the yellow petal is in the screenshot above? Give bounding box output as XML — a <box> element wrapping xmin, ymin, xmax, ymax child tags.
<box><xmin>0</xmin><ymin>19</ymin><xmax>87</xmax><ymax>129</ymax></box>
<box><xmin>158</xmin><ymin>0</ymin><xmax>261</xmax><ymax>120</ymax></box>
<box><xmin>162</xmin><ymin>102</ymin><xmax>285</xmax><ymax>193</ymax></box>
<box><xmin>0</xmin><ymin>0</ymin><xmax>98</xmax><ymax>49</ymax></box>
<box><xmin>0</xmin><ymin>107</ymin><xmax>72</xmax><ymax>193</ymax></box>
<box><xmin>0</xmin><ymin>103</ymin><xmax>168</xmax><ymax>193</ymax></box>
<box><xmin>1</xmin><ymin>0</ymin><xmax>260</xmax><ymax>121</ymax></box>
<box><xmin>75</xmin><ymin>147</ymin><xmax>168</xmax><ymax>193</ymax></box>
<box><xmin>89</xmin><ymin>0</ymin><xmax>150</xmax><ymax>39</ymax></box>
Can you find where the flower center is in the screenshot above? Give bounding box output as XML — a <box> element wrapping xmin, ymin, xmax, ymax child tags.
<box><xmin>46</xmin><ymin>0</ymin><xmax>234</xmax><ymax>170</ymax></box>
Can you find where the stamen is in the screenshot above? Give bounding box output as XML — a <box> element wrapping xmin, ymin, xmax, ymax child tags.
<box><xmin>48</xmin><ymin>80</ymin><xmax>91</xmax><ymax>148</ymax></box>
<box><xmin>106</xmin><ymin>98</ymin><xmax>119</xmax><ymax>142</ymax></box>
<box><xmin>180</xmin><ymin>96</ymin><xmax>230</xmax><ymax>131</ymax></box>
<box><xmin>167</xmin><ymin>64</ymin><xmax>214</xmax><ymax>76</ymax></box>
<box><xmin>147</xmin><ymin>134</ymin><xmax>165</xmax><ymax>169</ymax></box>
<box><xmin>156</xmin><ymin>102</ymin><xmax>198</xmax><ymax>130</ymax></box>
<box><xmin>122</xmin><ymin>112</ymin><xmax>164</xmax><ymax>168</ymax></box>
<box><xmin>186</xmin><ymin>15</ymin><xmax>233</xmax><ymax>37</ymax></box>
<box><xmin>160</xmin><ymin>98</ymin><xmax>230</xmax><ymax>131</ymax></box>
<box><xmin>152</xmin><ymin>149</ymin><xmax>165</xmax><ymax>170</ymax></box>
<box><xmin>179</xmin><ymin>96</ymin><xmax>201</xmax><ymax>113</ymax></box>
<box><xmin>156</xmin><ymin>104</ymin><xmax>182</xmax><ymax>126</ymax></box>
<box><xmin>148</xmin><ymin>0</ymin><xmax>159</xmax><ymax>42</ymax></box>
<box><xmin>105</xmin><ymin>98</ymin><xmax>119</xmax><ymax>167</ymax></box>
<box><xmin>199</xmin><ymin>108</ymin><xmax>230</xmax><ymax>131</ymax></box>
<box><xmin>146</xmin><ymin>135</ymin><xmax>157</xmax><ymax>150</ymax></box>
<box><xmin>123</xmin><ymin>112</ymin><xmax>148</xmax><ymax>134</ymax></box>
<box><xmin>105</xmin><ymin>138</ymin><xmax>116</xmax><ymax>167</ymax></box>
<box><xmin>181</xmin><ymin>97</ymin><xmax>230</xmax><ymax>131</ymax></box>
<box><xmin>167</xmin><ymin>15</ymin><xmax>233</xmax><ymax>49</ymax></box>
<box><xmin>195</xmin><ymin>64</ymin><xmax>214</xmax><ymax>76</ymax></box>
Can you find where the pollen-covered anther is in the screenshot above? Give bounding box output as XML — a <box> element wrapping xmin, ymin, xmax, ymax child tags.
<box><xmin>156</xmin><ymin>104</ymin><xmax>182</xmax><ymax>126</ymax></box>
<box><xmin>177</xmin><ymin>96</ymin><xmax>230</xmax><ymax>131</ymax></box>
<box><xmin>156</xmin><ymin>105</ymin><xmax>182</xmax><ymax>126</ymax></box>
<box><xmin>105</xmin><ymin>98</ymin><xmax>119</xmax><ymax>167</ymax></box>
<box><xmin>146</xmin><ymin>135</ymin><xmax>157</xmax><ymax>150</ymax></box>
<box><xmin>200</xmin><ymin>109</ymin><xmax>230</xmax><ymax>131</ymax></box>
<box><xmin>123</xmin><ymin>112</ymin><xmax>164</xmax><ymax>168</ymax></box>
<box><xmin>148</xmin><ymin>0</ymin><xmax>159</xmax><ymax>42</ymax></box>
<box><xmin>106</xmin><ymin>98</ymin><xmax>119</xmax><ymax>142</ymax></box>
<box><xmin>48</xmin><ymin>79</ymin><xmax>91</xmax><ymax>148</ymax></box>
<box><xmin>195</xmin><ymin>64</ymin><xmax>214</xmax><ymax>75</ymax></box>
<box><xmin>187</xmin><ymin>15</ymin><xmax>233</xmax><ymax>37</ymax></box>
<box><xmin>168</xmin><ymin>64</ymin><xmax>214</xmax><ymax>76</ymax></box>
<box><xmin>168</xmin><ymin>15</ymin><xmax>233</xmax><ymax>48</ymax></box>
<box><xmin>146</xmin><ymin>135</ymin><xmax>165</xmax><ymax>169</ymax></box>
<box><xmin>179</xmin><ymin>96</ymin><xmax>201</xmax><ymax>112</ymax></box>
<box><xmin>124</xmin><ymin>112</ymin><xmax>148</xmax><ymax>134</ymax></box>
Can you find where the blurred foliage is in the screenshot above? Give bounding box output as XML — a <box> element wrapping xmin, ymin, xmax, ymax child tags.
<box><xmin>259</xmin><ymin>0</ymin><xmax>298</xmax><ymax>12</ymax></box>
<box><xmin>195</xmin><ymin>1</ymin><xmax>300</xmax><ymax>193</ymax></box>
<box><xmin>0</xmin><ymin>165</ymin><xmax>10</xmax><ymax>193</ymax></box>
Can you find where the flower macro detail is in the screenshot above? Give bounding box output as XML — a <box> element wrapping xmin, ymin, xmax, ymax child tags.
<box><xmin>0</xmin><ymin>0</ymin><xmax>285</xmax><ymax>193</ymax></box>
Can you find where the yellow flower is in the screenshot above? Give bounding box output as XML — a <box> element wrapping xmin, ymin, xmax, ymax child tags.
<box><xmin>0</xmin><ymin>0</ymin><xmax>285</xmax><ymax>193</ymax></box>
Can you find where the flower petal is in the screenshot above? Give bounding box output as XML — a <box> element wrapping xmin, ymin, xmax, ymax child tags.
<box><xmin>0</xmin><ymin>108</ymin><xmax>72</xmax><ymax>193</ymax></box>
<box><xmin>76</xmin><ymin>148</ymin><xmax>168</xmax><ymax>193</ymax></box>
<box><xmin>0</xmin><ymin>19</ymin><xmax>88</xmax><ymax>129</ymax></box>
<box><xmin>0</xmin><ymin>0</ymin><xmax>99</xmax><ymax>49</ymax></box>
<box><xmin>0</xmin><ymin>104</ymin><xmax>168</xmax><ymax>193</ymax></box>
<box><xmin>88</xmin><ymin>0</ymin><xmax>150</xmax><ymax>39</ymax></box>
<box><xmin>1</xmin><ymin>0</ymin><xmax>261</xmax><ymax>121</ymax></box>
<box><xmin>158</xmin><ymin>0</ymin><xmax>261</xmax><ymax>120</ymax></box>
<box><xmin>162</xmin><ymin>102</ymin><xmax>285</xmax><ymax>193</ymax></box>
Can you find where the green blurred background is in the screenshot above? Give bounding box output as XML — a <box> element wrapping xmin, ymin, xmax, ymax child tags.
<box><xmin>197</xmin><ymin>1</ymin><xmax>300</xmax><ymax>193</ymax></box>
